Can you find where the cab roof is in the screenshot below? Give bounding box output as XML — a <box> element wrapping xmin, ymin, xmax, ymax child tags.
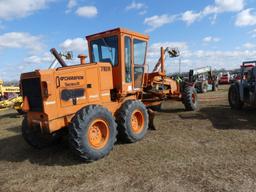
<box><xmin>86</xmin><ymin>28</ymin><xmax>149</xmax><ymax>41</ymax></box>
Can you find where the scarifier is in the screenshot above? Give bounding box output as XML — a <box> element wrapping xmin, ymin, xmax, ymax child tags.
<box><xmin>20</xmin><ymin>28</ymin><xmax>198</xmax><ymax>161</ymax></box>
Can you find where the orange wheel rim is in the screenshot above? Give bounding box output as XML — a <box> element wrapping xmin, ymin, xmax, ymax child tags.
<box><xmin>88</xmin><ymin>119</ymin><xmax>110</xmax><ymax>149</ymax></box>
<box><xmin>131</xmin><ymin>110</ymin><xmax>144</xmax><ymax>134</ymax></box>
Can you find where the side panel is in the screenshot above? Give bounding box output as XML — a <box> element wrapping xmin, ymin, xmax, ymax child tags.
<box><xmin>99</xmin><ymin>65</ymin><xmax>113</xmax><ymax>102</ymax></box>
<box><xmin>41</xmin><ymin>63</ymin><xmax>114</xmax><ymax>132</ymax></box>
<box><xmin>58</xmin><ymin>71</ymin><xmax>87</xmax><ymax>107</ymax></box>
<box><xmin>86</xmin><ymin>68</ymin><xmax>100</xmax><ymax>102</ymax></box>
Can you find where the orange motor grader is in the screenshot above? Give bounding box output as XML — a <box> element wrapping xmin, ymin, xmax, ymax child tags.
<box><xmin>20</xmin><ymin>28</ymin><xmax>198</xmax><ymax>161</ymax></box>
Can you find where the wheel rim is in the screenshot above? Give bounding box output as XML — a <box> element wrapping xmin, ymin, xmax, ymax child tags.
<box><xmin>88</xmin><ymin>119</ymin><xmax>110</xmax><ymax>149</ymax></box>
<box><xmin>131</xmin><ymin>109</ymin><xmax>144</xmax><ymax>134</ymax></box>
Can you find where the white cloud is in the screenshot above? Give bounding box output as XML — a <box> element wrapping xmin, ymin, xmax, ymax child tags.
<box><xmin>126</xmin><ymin>1</ymin><xmax>146</xmax><ymax>10</ymax></box>
<box><xmin>67</xmin><ymin>0</ymin><xmax>77</xmax><ymax>9</ymax></box>
<box><xmin>249</xmin><ymin>29</ymin><xmax>256</xmax><ymax>38</ymax></box>
<box><xmin>24</xmin><ymin>52</ymin><xmax>53</xmax><ymax>65</ymax></box>
<box><xmin>0</xmin><ymin>32</ymin><xmax>44</xmax><ymax>52</ymax></box>
<box><xmin>66</xmin><ymin>0</ymin><xmax>77</xmax><ymax>13</ymax></box>
<box><xmin>144</xmin><ymin>0</ymin><xmax>245</xmax><ymax>29</ymax></box>
<box><xmin>144</xmin><ymin>14</ymin><xmax>177</xmax><ymax>32</ymax></box>
<box><xmin>0</xmin><ymin>0</ymin><xmax>54</xmax><ymax>20</ymax></box>
<box><xmin>76</xmin><ymin>6</ymin><xmax>98</xmax><ymax>18</ymax></box>
<box><xmin>0</xmin><ymin>21</ymin><xmax>5</xmax><ymax>30</ymax></box>
<box><xmin>243</xmin><ymin>42</ymin><xmax>256</xmax><ymax>49</ymax></box>
<box><xmin>23</xmin><ymin>38</ymin><xmax>88</xmax><ymax>67</ymax></box>
<box><xmin>60</xmin><ymin>37</ymin><xmax>87</xmax><ymax>53</ymax></box>
<box><xmin>235</xmin><ymin>9</ymin><xmax>256</xmax><ymax>26</ymax></box>
<box><xmin>203</xmin><ymin>0</ymin><xmax>244</xmax><ymax>15</ymax></box>
<box><xmin>126</xmin><ymin>1</ymin><xmax>147</xmax><ymax>15</ymax></box>
<box><xmin>214</xmin><ymin>0</ymin><xmax>244</xmax><ymax>12</ymax></box>
<box><xmin>146</xmin><ymin>40</ymin><xmax>256</xmax><ymax>73</ymax></box>
<box><xmin>139</xmin><ymin>10</ymin><xmax>147</xmax><ymax>15</ymax></box>
<box><xmin>203</xmin><ymin>36</ymin><xmax>220</xmax><ymax>43</ymax></box>
<box><xmin>178</xmin><ymin>0</ymin><xmax>245</xmax><ymax>25</ymax></box>
<box><xmin>181</xmin><ymin>11</ymin><xmax>202</xmax><ymax>25</ymax></box>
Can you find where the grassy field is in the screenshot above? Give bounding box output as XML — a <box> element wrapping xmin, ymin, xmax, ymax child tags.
<box><xmin>1</xmin><ymin>85</ymin><xmax>256</xmax><ymax>192</ymax></box>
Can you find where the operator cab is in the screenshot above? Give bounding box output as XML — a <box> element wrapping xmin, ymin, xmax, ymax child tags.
<box><xmin>241</xmin><ymin>61</ymin><xmax>256</xmax><ymax>82</ymax></box>
<box><xmin>86</xmin><ymin>28</ymin><xmax>149</xmax><ymax>95</ymax></box>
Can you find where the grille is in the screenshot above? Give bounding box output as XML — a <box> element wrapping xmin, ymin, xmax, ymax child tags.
<box><xmin>21</xmin><ymin>78</ymin><xmax>43</xmax><ymax>112</ymax></box>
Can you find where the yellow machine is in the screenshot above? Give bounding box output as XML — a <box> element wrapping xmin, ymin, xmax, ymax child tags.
<box><xmin>0</xmin><ymin>80</ymin><xmax>23</xmax><ymax>113</ymax></box>
<box><xmin>0</xmin><ymin>96</ymin><xmax>23</xmax><ymax>113</ymax></box>
<box><xmin>0</xmin><ymin>80</ymin><xmax>20</xmax><ymax>99</ymax></box>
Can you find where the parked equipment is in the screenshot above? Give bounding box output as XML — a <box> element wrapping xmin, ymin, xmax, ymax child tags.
<box><xmin>229</xmin><ymin>61</ymin><xmax>256</xmax><ymax>109</ymax></box>
<box><xmin>188</xmin><ymin>66</ymin><xmax>218</xmax><ymax>93</ymax></box>
<box><xmin>20</xmin><ymin>28</ymin><xmax>198</xmax><ymax>161</ymax></box>
<box><xmin>0</xmin><ymin>80</ymin><xmax>20</xmax><ymax>100</ymax></box>
<box><xmin>0</xmin><ymin>96</ymin><xmax>23</xmax><ymax>114</ymax></box>
<box><xmin>0</xmin><ymin>80</ymin><xmax>23</xmax><ymax>113</ymax></box>
<box><xmin>219</xmin><ymin>72</ymin><xmax>231</xmax><ymax>84</ymax></box>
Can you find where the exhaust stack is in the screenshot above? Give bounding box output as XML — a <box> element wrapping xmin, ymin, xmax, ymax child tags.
<box><xmin>50</xmin><ymin>48</ymin><xmax>68</xmax><ymax>67</ymax></box>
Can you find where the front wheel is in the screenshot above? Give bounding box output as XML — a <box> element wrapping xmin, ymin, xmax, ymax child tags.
<box><xmin>69</xmin><ymin>105</ymin><xmax>117</xmax><ymax>162</ymax></box>
<box><xmin>182</xmin><ymin>85</ymin><xmax>199</xmax><ymax>111</ymax></box>
<box><xmin>116</xmin><ymin>100</ymin><xmax>149</xmax><ymax>143</ymax></box>
<box><xmin>228</xmin><ymin>84</ymin><xmax>243</xmax><ymax>109</ymax></box>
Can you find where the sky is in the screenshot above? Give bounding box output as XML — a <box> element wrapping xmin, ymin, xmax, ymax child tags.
<box><xmin>0</xmin><ymin>0</ymin><xmax>256</xmax><ymax>80</ymax></box>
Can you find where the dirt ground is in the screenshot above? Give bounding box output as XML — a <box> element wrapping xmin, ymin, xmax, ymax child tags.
<box><xmin>1</xmin><ymin>85</ymin><xmax>256</xmax><ymax>192</ymax></box>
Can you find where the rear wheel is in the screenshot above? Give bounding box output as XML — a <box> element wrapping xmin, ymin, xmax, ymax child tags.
<box><xmin>69</xmin><ymin>105</ymin><xmax>117</xmax><ymax>162</ymax></box>
<box><xmin>22</xmin><ymin>116</ymin><xmax>61</xmax><ymax>149</ymax></box>
<box><xmin>183</xmin><ymin>85</ymin><xmax>198</xmax><ymax>111</ymax></box>
<box><xmin>116</xmin><ymin>100</ymin><xmax>149</xmax><ymax>143</ymax></box>
<box><xmin>228</xmin><ymin>84</ymin><xmax>243</xmax><ymax>109</ymax></box>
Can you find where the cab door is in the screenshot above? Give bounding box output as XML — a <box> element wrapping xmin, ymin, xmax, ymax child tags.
<box><xmin>124</xmin><ymin>36</ymin><xmax>132</xmax><ymax>91</ymax></box>
<box><xmin>133</xmin><ymin>39</ymin><xmax>147</xmax><ymax>89</ymax></box>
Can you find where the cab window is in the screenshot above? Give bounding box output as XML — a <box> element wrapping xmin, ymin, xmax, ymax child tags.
<box><xmin>133</xmin><ymin>39</ymin><xmax>146</xmax><ymax>65</ymax></box>
<box><xmin>125</xmin><ymin>36</ymin><xmax>132</xmax><ymax>83</ymax></box>
<box><xmin>91</xmin><ymin>36</ymin><xmax>118</xmax><ymax>66</ymax></box>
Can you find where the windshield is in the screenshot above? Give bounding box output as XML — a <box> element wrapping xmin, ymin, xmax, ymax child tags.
<box><xmin>90</xmin><ymin>36</ymin><xmax>118</xmax><ymax>66</ymax></box>
<box><xmin>133</xmin><ymin>39</ymin><xmax>146</xmax><ymax>65</ymax></box>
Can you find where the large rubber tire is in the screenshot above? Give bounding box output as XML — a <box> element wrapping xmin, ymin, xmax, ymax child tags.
<box><xmin>69</xmin><ymin>105</ymin><xmax>117</xmax><ymax>162</ymax></box>
<box><xmin>183</xmin><ymin>86</ymin><xmax>199</xmax><ymax>111</ymax></box>
<box><xmin>228</xmin><ymin>84</ymin><xmax>244</xmax><ymax>110</ymax></box>
<box><xmin>22</xmin><ymin>116</ymin><xmax>61</xmax><ymax>149</ymax></box>
<box><xmin>116</xmin><ymin>100</ymin><xmax>149</xmax><ymax>143</ymax></box>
